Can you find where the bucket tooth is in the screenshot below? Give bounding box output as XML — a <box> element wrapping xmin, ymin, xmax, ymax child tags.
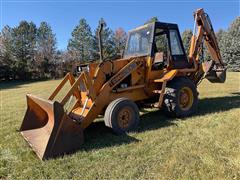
<box><xmin>20</xmin><ymin>94</ymin><xmax>84</xmax><ymax>160</ymax></box>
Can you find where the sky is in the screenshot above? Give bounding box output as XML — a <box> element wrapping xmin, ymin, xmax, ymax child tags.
<box><xmin>0</xmin><ymin>0</ymin><xmax>239</xmax><ymax>50</ymax></box>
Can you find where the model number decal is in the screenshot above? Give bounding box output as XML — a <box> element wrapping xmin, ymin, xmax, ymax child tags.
<box><xmin>109</xmin><ymin>61</ymin><xmax>140</xmax><ymax>87</ymax></box>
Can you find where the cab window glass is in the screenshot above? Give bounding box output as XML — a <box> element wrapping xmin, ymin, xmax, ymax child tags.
<box><xmin>155</xmin><ymin>33</ymin><xmax>168</xmax><ymax>52</ymax></box>
<box><xmin>170</xmin><ymin>30</ymin><xmax>184</xmax><ymax>55</ymax></box>
<box><xmin>124</xmin><ymin>24</ymin><xmax>154</xmax><ymax>58</ymax></box>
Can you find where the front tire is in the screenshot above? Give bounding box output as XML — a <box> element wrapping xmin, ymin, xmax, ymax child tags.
<box><xmin>163</xmin><ymin>77</ymin><xmax>198</xmax><ymax>117</ymax></box>
<box><xmin>104</xmin><ymin>98</ymin><xmax>140</xmax><ymax>134</ymax></box>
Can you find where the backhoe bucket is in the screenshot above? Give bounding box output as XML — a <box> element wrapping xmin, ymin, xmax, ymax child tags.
<box><xmin>205</xmin><ymin>68</ymin><xmax>226</xmax><ymax>83</ymax></box>
<box><xmin>203</xmin><ymin>60</ymin><xmax>227</xmax><ymax>83</ymax></box>
<box><xmin>20</xmin><ymin>94</ymin><xmax>84</xmax><ymax>160</ymax></box>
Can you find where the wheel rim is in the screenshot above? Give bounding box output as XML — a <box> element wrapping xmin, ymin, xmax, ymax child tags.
<box><xmin>178</xmin><ymin>87</ymin><xmax>194</xmax><ymax>111</ymax></box>
<box><xmin>117</xmin><ymin>107</ymin><xmax>133</xmax><ymax>129</ymax></box>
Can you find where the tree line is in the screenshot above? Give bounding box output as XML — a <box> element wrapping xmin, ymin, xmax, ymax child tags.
<box><xmin>0</xmin><ymin>18</ymin><xmax>127</xmax><ymax>80</ymax></box>
<box><xmin>0</xmin><ymin>16</ymin><xmax>239</xmax><ymax>81</ymax></box>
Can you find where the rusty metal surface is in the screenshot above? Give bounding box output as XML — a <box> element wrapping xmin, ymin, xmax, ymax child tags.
<box><xmin>20</xmin><ymin>94</ymin><xmax>84</xmax><ymax>160</ymax></box>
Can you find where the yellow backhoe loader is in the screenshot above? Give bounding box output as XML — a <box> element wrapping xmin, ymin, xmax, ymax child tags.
<box><xmin>20</xmin><ymin>8</ymin><xmax>226</xmax><ymax>160</ymax></box>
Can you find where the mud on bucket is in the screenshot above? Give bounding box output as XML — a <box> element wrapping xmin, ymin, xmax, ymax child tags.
<box><xmin>20</xmin><ymin>94</ymin><xmax>84</xmax><ymax>160</ymax></box>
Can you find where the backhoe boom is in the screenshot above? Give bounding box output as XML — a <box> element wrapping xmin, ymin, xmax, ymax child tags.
<box><xmin>189</xmin><ymin>8</ymin><xmax>226</xmax><ymax>83</ymax></box>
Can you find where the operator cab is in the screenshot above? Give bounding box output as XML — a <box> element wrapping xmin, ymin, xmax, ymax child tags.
<box><xmin>123</xmin><ymin>22</ymin><xmax>190</xmax><ymax>70</ymax></box>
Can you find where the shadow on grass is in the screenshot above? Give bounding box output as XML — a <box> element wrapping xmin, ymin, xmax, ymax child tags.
<box><xmin>138</xmin><ymin>110</ymin><xmax>175</xmax><ymax>132</ymax></box>
<box><xmin>83</xmin><ymin>121</ymin><xmax>140</xmax><ymax>151</ymax></box>
<box><xmin>0</xmin><ymin>79</ymin><xmax>52</xmax><ymax>90</ymax></box>
<box><xmin>82</xmin><ymin>110</ymin><xmax>174</xmax><ymax>151</ymax></box>
<box><xmin>17</xmin><ymin>95</ymin><xmax>240</xmax><ymax>158</ymax></box>
<box><xmin>196</xmin><ymin>95</ymin><xmax>240</xmax><ymax>116</ymax></box>
<box><xmin>231</xmin><ymin>92</ymin><xmax>240</xmax><ymax>96</ymax></box>
<box><xmin>82</xmin><ymin>95</ymin><xmax>240</xmax><ymax>151</ymax></box>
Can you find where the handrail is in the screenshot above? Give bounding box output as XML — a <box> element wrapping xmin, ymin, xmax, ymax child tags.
<box><xmin>48</xmin><ymin>71</ymin><xmax>96</xmax><ymax>114</ymax></box>
<box><xmin>83</xmin><ymin>72</ymin><xmax>96</xmax><ymax>100</ymax></box>
<box><xmin>48</xmin><ymin>73</ymin><xmax>72</xmax><ymax>100</ymax></box>
<box><xmin>61</xmin><ymin>73</ymin><xmax>84</xmax><ymax>105</ymax></box>
<box><xmin>80</xmin><ymin>97</ymin><xmax>89</xmax><ymax>116</ymax></box>
<box><xmin>60</xmin><ymin>71</ymin><xmax>96</xmax><ymax>106</ymax></box>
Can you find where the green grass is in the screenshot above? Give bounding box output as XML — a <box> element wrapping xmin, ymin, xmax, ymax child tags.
<box><xmin>0</xmin><ymin>72</ymin><xmax>240</xmax><ymax>179</ymax></box>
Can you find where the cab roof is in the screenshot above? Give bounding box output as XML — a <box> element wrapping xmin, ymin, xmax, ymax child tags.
<box><xmin>130</xmin><ymin>21</ymin><xmax>179</xmax><ymax>32</ymax></box>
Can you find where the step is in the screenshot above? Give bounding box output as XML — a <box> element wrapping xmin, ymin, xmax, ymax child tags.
<box><xmin>79</xmin><ymin>97</ymin><xmax>93</xmax><ymax>109</ymax></box>
<box><xmin>153</xmin><ymin>70</ymin><xmax>178</xmax><ymax>83</ymax></box>
<box><xmin>69</xmin><ymin>107</ymin><xmax>90</xmax><ymax>122</ymax></box>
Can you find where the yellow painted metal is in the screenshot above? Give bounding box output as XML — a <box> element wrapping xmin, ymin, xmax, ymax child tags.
<box><xmin>152</xmin><ymin>70</ymin><xmax>178</xmax><ymax>108</ymax></box>
<box><xmin>20</xmin><ymin>8</ymin><xmax>227</xmax><ymax>160</ymax></box>
<box><xmin>153</xmin><ymin>70</ymin><xmax>178</xmax><ymax>83</ymax></box>
<box><xmin>178</xmin><ymin>87</ymin><xmax>194</xmax><ymax>111</ymax></box>
<box><xmin>20</xmin><ymin>55</ymin><xmax>179</xmax><ymax>159</ymax></box>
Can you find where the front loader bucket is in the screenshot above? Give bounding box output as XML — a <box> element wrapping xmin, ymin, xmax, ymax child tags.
<box><xmin>20</xmin><ymin>94</ymin><xmax>84</xmax><ymax>160</ymax></box>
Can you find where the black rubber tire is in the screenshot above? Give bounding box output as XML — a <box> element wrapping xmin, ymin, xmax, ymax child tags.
<box><xmin>163</xmin><ymin>77</ymin><xmax>198</xmax><ymax>118</ymax></box>
<box><xmin>104</xmin><ymin>98</ymin><xmax>140</xmax><ymax>134</ymax></box>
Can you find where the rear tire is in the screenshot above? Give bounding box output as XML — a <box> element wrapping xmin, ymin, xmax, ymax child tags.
<box><xmin>104</xmin><ymin>98</ymin><xmax>140</xmax><ymax>134</ymax></box>
<box><xmin>163</xmin><ymin>77</ymin><xmax>198</xmax><ymax>117</ymax></box>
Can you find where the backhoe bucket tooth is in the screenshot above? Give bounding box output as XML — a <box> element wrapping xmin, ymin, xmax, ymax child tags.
<box><xmin>20</xmin><ymin>94</ymin><xmax>84</xmax><ymax>160</ymax></box>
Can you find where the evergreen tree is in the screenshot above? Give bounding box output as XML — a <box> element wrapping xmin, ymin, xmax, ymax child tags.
<box><xmin>68</xmin><ymin>18</ymin><xmax>94</xmax><ymax>63</ymax></box>
<box><xmin>216</xmin><ymin>29</ymin><xmax>225</xmax><ymax>42</ymax></box>
<box><xmin>36</xmin><ymin>22</ymin><xmax>57</xmax><ymax>78</ymax></box>
<box><xmin>145</xmin><ymin>17</ymin><xmax>158</xmax><ymax>24</ymax></box>
<box><xmin>219</xmin><ymin>17</ymin><xmax>240</xmax><ymax>71</ymax></box>
<box><xmin>0</xmin><ymin>32</ymin><xmax>2</xmax><ymax>58</ymax></box>
<box><xmin>12</xmin><ymin>21</ymin><xmax>37</xmax><ymax>79</ymax></box>
<box><xmin>0</xmin><ymin>26</ymin><xmax>14</xmax><ymax>79</ymax></box>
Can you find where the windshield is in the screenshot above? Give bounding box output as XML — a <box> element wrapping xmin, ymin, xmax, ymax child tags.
<box><xmin>124</xmin><ymin>23</ymin><xmax>154</xmax><ymax>58</ymax></box>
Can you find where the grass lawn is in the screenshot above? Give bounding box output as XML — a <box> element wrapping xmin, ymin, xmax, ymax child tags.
<box><xmin>0</xmin><ymin>72</ymin><xmax>240</xmax><ymax>179</ymax></box>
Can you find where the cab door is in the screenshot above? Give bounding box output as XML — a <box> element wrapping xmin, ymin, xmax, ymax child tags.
<box><xmin>169</xmin><ymin>29</ymin><xmax>190</xmax><ymax>69</ymax></box>
<box><xmin>152</xmin><ymin>29</ymin><xmax>169</xmax><ymax>70</ymax></box>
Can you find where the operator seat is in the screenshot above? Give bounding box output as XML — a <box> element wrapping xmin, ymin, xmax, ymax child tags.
<box><xmin>152</xmin><ymin>52</ymin><xmax>167</xmax><ymax>70</ymax></box>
